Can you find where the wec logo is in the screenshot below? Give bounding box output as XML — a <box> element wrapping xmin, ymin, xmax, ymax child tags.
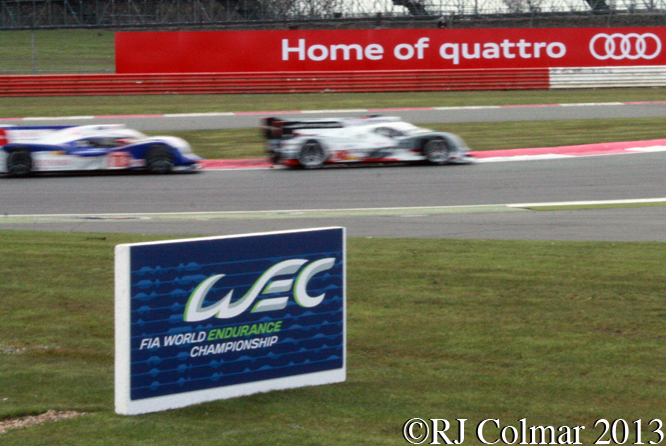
<box><xmin>183</xmin><ymin>258</ymin><xmax>336</xmax><ymax>322</ymax></box>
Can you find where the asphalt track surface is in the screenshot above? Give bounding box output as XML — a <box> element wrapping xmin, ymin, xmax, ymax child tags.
<box><xmin>2</xmin><ymin>101</ymin><xmax>666</xmax><ymax>241</ymax></box>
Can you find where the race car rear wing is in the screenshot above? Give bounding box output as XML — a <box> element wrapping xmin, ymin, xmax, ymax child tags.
<box><xmin>261</xmin><ymin>115</ymin><xmax>402</xmax><ymax>140</ymax></box>
<box><xmin>261</xmin><ymin>117</ymin><xmax>344</xmax><ymax>140</ymax></box>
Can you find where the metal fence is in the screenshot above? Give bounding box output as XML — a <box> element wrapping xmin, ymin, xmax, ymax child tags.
<box><xmin>1</xmin><ymin>0</ymin><xmax>665</xmax><ymax>30</ymax></box>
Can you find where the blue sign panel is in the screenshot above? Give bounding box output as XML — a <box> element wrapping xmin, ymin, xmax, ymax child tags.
<box><xmin>115</xmin><ymin>227</ymin><xmax>345</xmax><ymax>414</ymax></box>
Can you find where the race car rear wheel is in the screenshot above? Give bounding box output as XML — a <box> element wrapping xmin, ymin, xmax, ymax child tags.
<box><xmin>297</xmin><ymin>141</ymin><xmax>326</xmax><ymax>169</ymax></box>
<box><xmin>422</xmin><ymin>138</ymin><xmax>451</xmax><ymax>165</ymax></box>
<box><xmin>6</xmin><ymin>149</ymin><xmax>32</xmax><ymax>177</ymax></box>
<box><xmin>146</xmin><ymin>145</ymin><xmax>174</xmax><ymax>174</ymax></box>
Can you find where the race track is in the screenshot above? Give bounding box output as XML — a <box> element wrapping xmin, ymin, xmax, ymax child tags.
<box><xmin>3</xmin><ymin>101</ymin><xmax>666</xmax><ymax>241</ymax></box>
<box><xmin>2</xmin><ymin>149</ymin><xmax>666</xmax><ymax>241</ymax></box>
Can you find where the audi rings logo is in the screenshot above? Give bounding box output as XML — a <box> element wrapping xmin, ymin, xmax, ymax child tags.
<box><xmin>589</xmin><ymin>33</ymin><xmax>662</xmax><ymax>60</ymax></box>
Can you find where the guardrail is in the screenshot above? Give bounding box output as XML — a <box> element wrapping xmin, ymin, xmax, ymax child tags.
<box><xmin>0</xmin><ymin>69</ymin><xmax>550</xmax><ymax>97</ymax></box>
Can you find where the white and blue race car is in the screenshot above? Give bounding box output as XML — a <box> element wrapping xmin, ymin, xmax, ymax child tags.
<box><xmin>262</xmin><ymin>115</ymin><xmax>474</xmax><ymax>169</ymax></box>
<box><xmin>0</xmin><ymin>125</ymin><xmax>202</xmax><ymax>177</ymax></box>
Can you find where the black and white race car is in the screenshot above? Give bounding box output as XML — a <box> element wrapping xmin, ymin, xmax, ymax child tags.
<box><xmin>262</xmin><ymin>116</ymin><xmax>473</xmax><ymax>169</ymax></box>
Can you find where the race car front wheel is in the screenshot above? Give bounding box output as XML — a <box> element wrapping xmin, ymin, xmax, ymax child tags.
<box><xmin>146</xmin><ymin>145</ymin><xmax>174</xmax><ymax>174</ymax></box>
<box><xmin>297</xmin><ymin>141</ymin><xmax>326</xmax><ymax>169</ymax></box>
<box><xmin>422</xmin><ymin>138</ymin><xmax>451</xmax><ymax>165</ymax></box>
<box><xmin>6</xmin><ymin>149</ymin><xmax>32</xmax><ymax>177</ymax></box>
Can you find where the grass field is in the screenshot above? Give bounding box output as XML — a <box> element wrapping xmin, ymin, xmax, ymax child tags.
<box><xmin>1</xmin><ymin>30</ymin><xmax>114</xmax><ymax>74</ymax></box>
<box><xmin>1</xmin><ymin>231</ymin><xmax>665</xmax><ymax>445</ymax></box>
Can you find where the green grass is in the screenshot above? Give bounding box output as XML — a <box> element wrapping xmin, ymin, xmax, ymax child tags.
<box><xmin>0</xmin><ymin>30</ymin><xmax>115</xmax><ymax>74</ymax></box>
<box><xmin>1</xmin><ymin>231</ymin><xmax>665</xmax><ymax>445</ymax></box>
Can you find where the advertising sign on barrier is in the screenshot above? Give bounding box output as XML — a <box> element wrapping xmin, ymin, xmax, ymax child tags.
<box><xmin>115</xmin><ymin>228</ymin><xmax>346</xmax><ymax>415</ymax></box>
<box><xmin>116</xmin><ymin>27</ymin><xmax>666</xmax><ymax>73</ymax></box>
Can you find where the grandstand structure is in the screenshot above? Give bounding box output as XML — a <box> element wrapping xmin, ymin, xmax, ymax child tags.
<box><xmin>0</xmin><ymin>0</ymin><xmax>664</xmax><ymax>29</ymax></box>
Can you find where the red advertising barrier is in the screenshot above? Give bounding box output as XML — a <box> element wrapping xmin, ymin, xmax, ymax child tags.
<box><xmin>116</xmin><ymin>28</ymin><xmax>665</xmax><ymax>73</ymax></box>
<box><xmin>0</xmin><ymin>69</ymin><xmax>549</xmax><ymax>97</ymax></box>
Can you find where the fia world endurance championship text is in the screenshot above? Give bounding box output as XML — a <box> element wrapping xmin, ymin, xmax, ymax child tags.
<box><xmin>402</xmin><ymin>418</ymin><xmax>665</xmax><ymax>445</ymax></box>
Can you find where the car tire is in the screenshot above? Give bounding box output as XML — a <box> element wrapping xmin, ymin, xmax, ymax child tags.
<box><xmin>146</xmin><ymin>145</ymin><xmax>174</xmax><ymax>174</ymax></box>
<box><xmin>6</xmin><ymin>149</ymin><xmax>33</xmax><ymax>177</ymax></box>
<box><xmin>297</xmin><ymin>140</ymin><xmax>326</xmax><ymax>169</ymax></box>
<box><xmin>422</xmin><ymin>138</ymin><xmax>451</xmax><ymax>165</ymax></box>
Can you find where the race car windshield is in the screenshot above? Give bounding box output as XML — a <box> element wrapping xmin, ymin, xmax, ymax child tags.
<box><xmin>374</xmin><ymin>127</ymin><xmax>404</xmax><ymax>138</ymax></box>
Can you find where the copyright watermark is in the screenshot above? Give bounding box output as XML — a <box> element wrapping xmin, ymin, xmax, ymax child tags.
<box><xmin>402</xmin><ymin>418</ymin><xmax>466</xmax><ymax>445</ymax></box>
<box><xmin>401</xmin><ymin>418</ymin><xmax>665</xmax><ymax>445</ymax></box>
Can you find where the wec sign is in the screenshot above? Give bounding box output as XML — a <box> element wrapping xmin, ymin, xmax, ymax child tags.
<box><xmin>115</xmin><ymin>228</ymin><xmax>346</xmax><ymax>415</ymax></box>
<box><xmin>184</xmin><ymin>257</ymin><xmax>336</xmax><ymax>321</ymax></box>
<box><xmin>116</xmin><ymin>27</ymin><xmax>666</xmax><ymax>74</ymax></box>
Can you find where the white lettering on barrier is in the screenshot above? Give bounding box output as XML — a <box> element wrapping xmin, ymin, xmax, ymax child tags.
<box><xmin>394</xmin><ymin>37</ymin><xmax>430</xmax><ymax>60</ymax></box>
<box><xmin>282</xmin><ymin>37</ymin><xmax>567</xmax><ymax>65</ymax></box>
<box><xmin>439</xmin><ymin>40</ymin><xmax>566</xmax><ymax>65</ymax></box>
<box><xmin>282</xmin><ymin>39</ymin><xmax>384</xmax><ymax>61</ymax></box>
<box><xmin>365</xmin><ymin>44</ymin><xmax>384</xmax><ymax>60</ymax></box>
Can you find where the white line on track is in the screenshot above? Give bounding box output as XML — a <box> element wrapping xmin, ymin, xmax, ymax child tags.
<box><xmin>508</xmin><ymin>198</ymin><xmax>666</xmax><ymax>208</ymax></box>
<box><xmin>165</xmin><ymin>112</ymin><xmax>234</xmax><ymax>118</ymax></box>
<box><xmin>3</xmin><ymin>198</ymin><xmax>665</xmax><ymax>222</ymax></box>
<box><xmin>558</xmin><ymin>102</ymin><xmax>625</xmax><ymax>106</ymax></box>
<box><xmin>475</xmin><ymin>154</ymin><xmax>577</xmax><ymax>162</ymax></box>
<box><xmin>628</xmin><ymin>146</ymin><xmax>666</xmax><ymax>153</ymax></box>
